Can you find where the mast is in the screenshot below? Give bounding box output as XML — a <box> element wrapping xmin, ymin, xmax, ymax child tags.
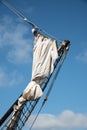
<box><xmin>0</xmin><ymin>1</ymin><xmax>70</xmax><ymax>129</ymax></box>
<box><xmin>0</xmin><ymin>45</ymin><xmax>70</xmax><ymax>130</ymax></box>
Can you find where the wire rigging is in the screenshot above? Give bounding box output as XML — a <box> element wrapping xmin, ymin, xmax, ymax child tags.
<box><xmin>29</xmin><ymin>51</ymin><xmax>67</xmax><ymax>130</ymax></box>
<box><xmin>0</xmin><ymin>1</ymin><xmax>70</xmax><ymax>129</ymax></box>
<box><xmin>0</xmin><ymin>0</ymin><xmax>38</xmax><ymax>29</ymax></box>
<box><xmin>0</xmin><ymin>0</ymin><xmax>58</xmax><ymax>40</ymax></box>
<box><xmin>29</xmin><ymin>99</ymin><xmax>46</xmax><ymax>130</ymax></box>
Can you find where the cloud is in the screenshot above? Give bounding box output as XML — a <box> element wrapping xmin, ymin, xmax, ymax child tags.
<box><xmin>0</xmin><ymin>15</ymin><xmax>33</xmax><ymax>87</ymax></box>
<box><xmin>27</xmin><ymin>110</ymin><xmax>87</xmax><ymax>130</ymax></box>
<box><xmin>0</xmin><ymin>67</ymin><xmax>23</xmax><ymax>87</ymax></box>
<box><xmin>0</xmin><ymin>15</ymin><xmax>33</xmax><ymax>64</ymax></box>
<box><xmin>76</xmin><ymin>50</ymin><xmax>87</xmax><ymax>63</ymax></box>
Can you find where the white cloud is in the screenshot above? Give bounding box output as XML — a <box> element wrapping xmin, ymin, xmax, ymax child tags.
<box><xmin>0</xmin><ymin>67</ymin><xmax>23</xmax><ymax>87</ymax></box>
<box><xmin>0</xmin><ymin>15</ymin><xmax>33</xmax><ymax>64</ymax></box>
<box><xmin>76</xmin><ymin>50</ymin><xmax>87</xmax><ymax>63</ymax></box>
<box><xmin>27</xmin><ymin>110</ymin><xmax>87</xmax><ymax>130</ymax></box>
<box><xmin>0</xmin><ymin>15</ymin><xmax>33</xmax><ymax>87</ymax></box>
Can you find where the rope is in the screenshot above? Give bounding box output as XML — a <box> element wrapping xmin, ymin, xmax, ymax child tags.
<box><xmin>29</xmin><ymin>50</ymin><xmax>67</xmax><ymax>130</ymax></box>
<box><xmin>0</xmin><ymin>0</ymin><xmax>59</xmax><ymax>40</ymax></box>
<box><xmin>0</xmin><ymin>0</ymin><xmax>39</xmax><ymax>29</ymax></box>
<box><xmin>45</xmin><ymin>51</ymin><xmax>67</xmax><ymax>98</ymax></box>
<box><xmin>29</xmin><ymin>98</ymin><xmax>46</xmax><ymax>130</ymax></box>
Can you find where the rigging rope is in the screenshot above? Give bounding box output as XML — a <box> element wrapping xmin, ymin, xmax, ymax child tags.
<box><xmin>0</xmin><ymin>44</ymin><xmax>70</xmax><ymax>130</ymax></box>
<box><xmin>0</xmin><ymin>0</ymin><xmax>58</xmax><ymax>40</ymax></box>
<box><xmin>0</xmin><ymin>1</ymin><xmax>70</xmax><ymax>129</ymax></box>
<box><xmin>29</xmin><ymin>99</ymin><xmax>46</xmax><ymax>130</ymax></box>
<box><xmin>29</xmin><ymin>50</ymin><xmax>67</xmax><ymax>130</ymax></box>
<box><xmin>0</xmin><ymin>0</ymin><xmax>38</xmax><ymax>29</ymax></box>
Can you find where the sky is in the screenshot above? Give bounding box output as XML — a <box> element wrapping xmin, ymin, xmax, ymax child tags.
<box><xmin>0</xmin><ymin>0</ymin><xmax>87</xmax><ymax>130</ymax></box>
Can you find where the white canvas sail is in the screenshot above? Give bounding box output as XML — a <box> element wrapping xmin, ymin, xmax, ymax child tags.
<box><xmin>14</xmin><ymin>30</ymin><xmax>58</xmax><ymax>111</ymax></box>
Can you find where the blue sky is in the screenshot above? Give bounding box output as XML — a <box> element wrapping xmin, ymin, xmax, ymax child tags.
<box><xmin>0</xmin><ymin>0</ymin><xmax>87</xmax><ymax>130</ymax></box>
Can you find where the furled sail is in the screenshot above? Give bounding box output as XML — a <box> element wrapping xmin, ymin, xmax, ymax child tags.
<box><xmin>14</xmin><ymin>29</ymin><xmax>59</xmax><ymax>111</ymax></box>
<box><xmin>0</xmin><ymin>30</ymin><xmax>70</xmax><ymax>129</ymax></box>
<box><xmin>0</xmin><ymin>1</ymin><xmax>70</xmax><ymax>129</ymax></box>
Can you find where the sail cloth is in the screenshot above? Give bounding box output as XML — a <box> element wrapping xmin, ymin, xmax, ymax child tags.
<box><xmin>14</xmin><ymin>29</ymin><xmax>59</xmax><ymax>111</ymax></box>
